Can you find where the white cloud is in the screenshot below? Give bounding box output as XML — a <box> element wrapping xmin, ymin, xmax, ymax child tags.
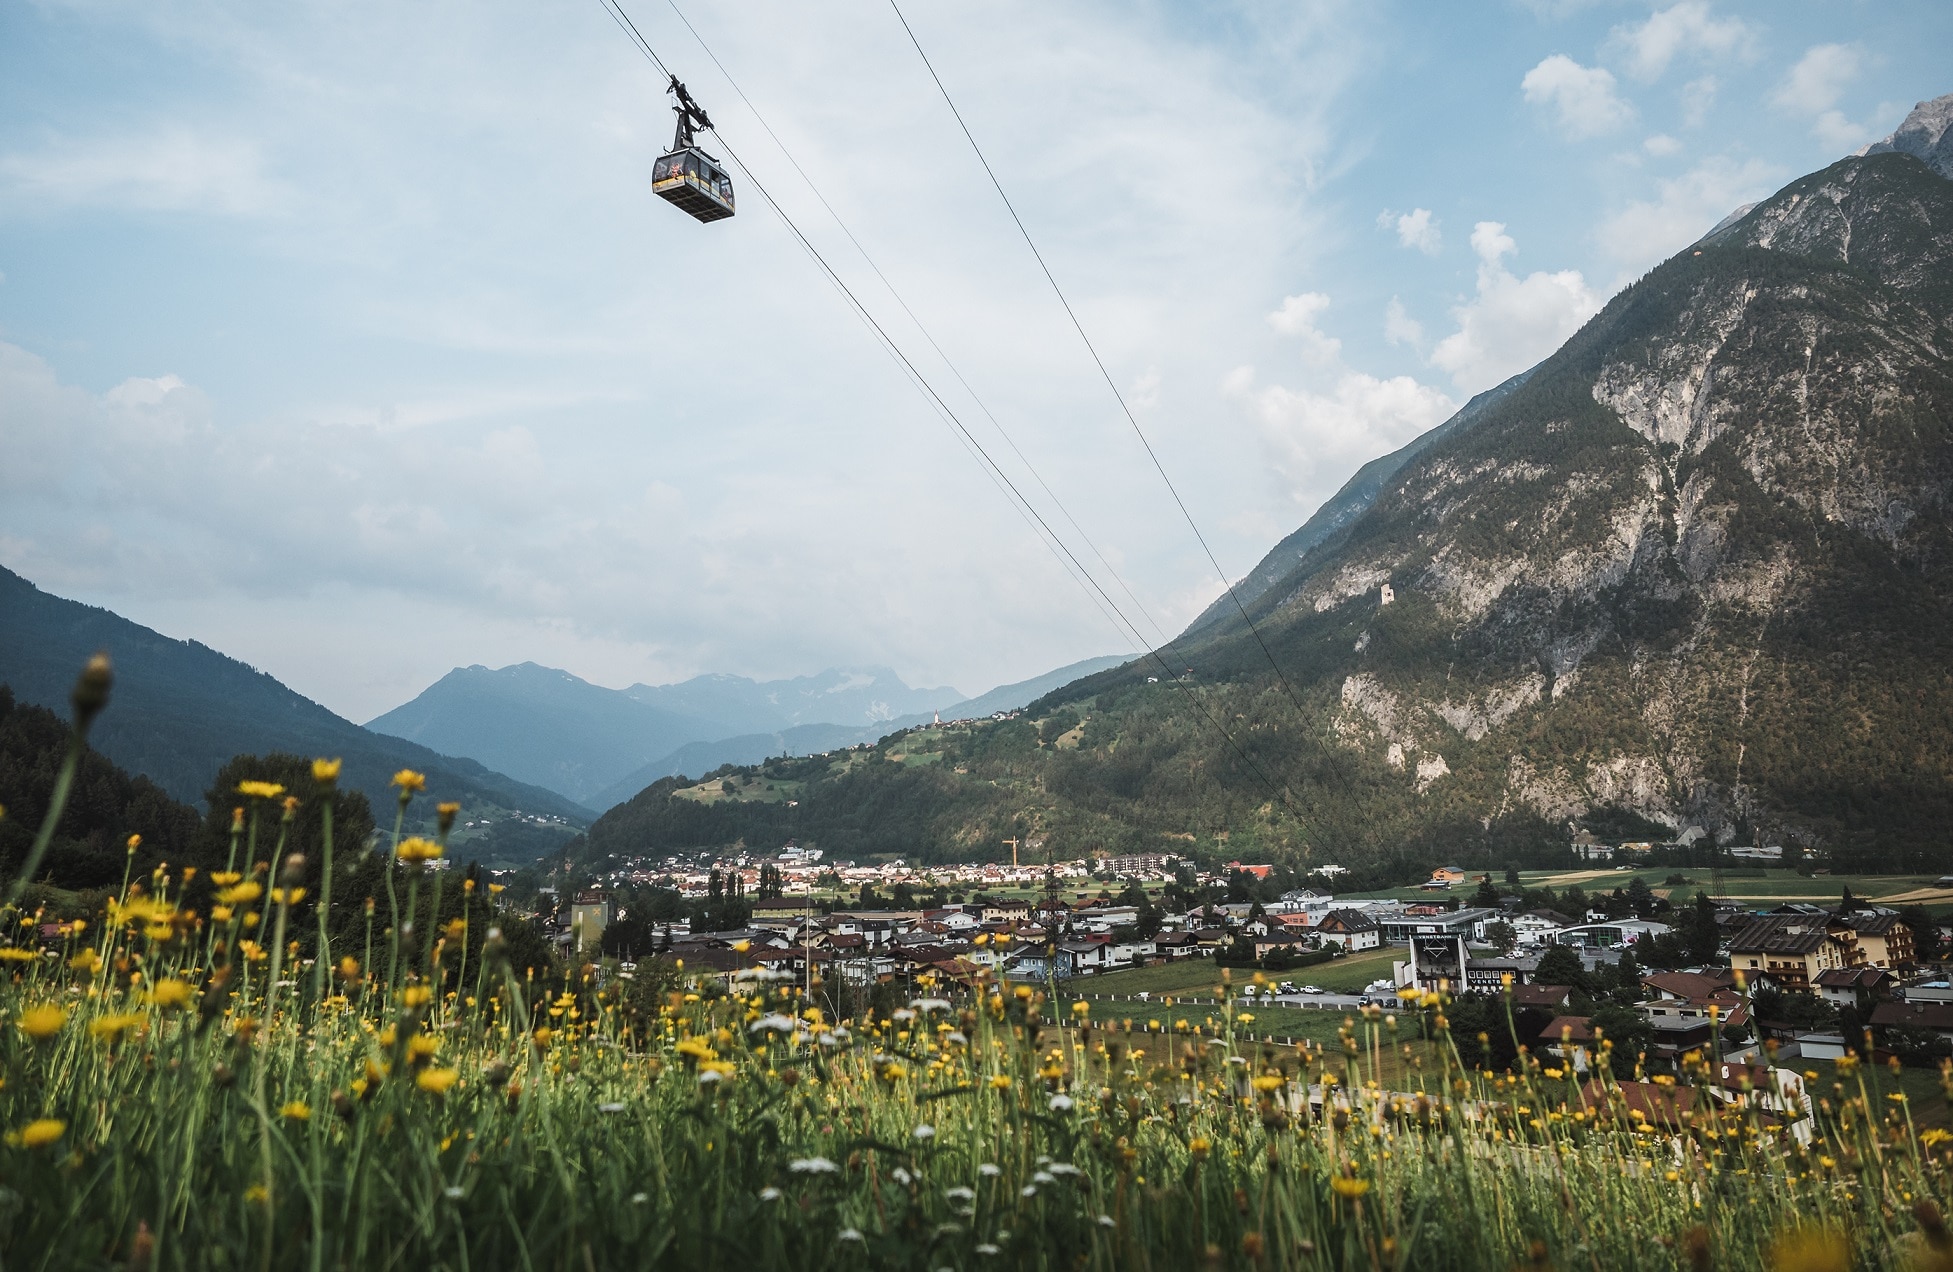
<box><xmin>1772</xmin><ymin>44</ymin><xmax>1862</xmax><ymax>116</ymax></box>
<box><xmin>1267</xmin><ymin>292</ymin><xmax>1342</xmax><ymax>365</ymax></box>
<box><xmin>1811</xmin><ymin>110</ymin><xmax>1873</xmax><ymax>151</ymax></box>
<box><xmin>1595</xmin><ymin>155</ymin><xmax>1781</xmax><ymax>276</ymax></box>
<box><xmin>1470</xmin><ymin>221</ymin><xmax>1516</xmax><ymax>264</ymax></box>
<box><xmin>1609</xmin><ymin>2</ymin><xmax>1755</xmax><ymax>82</ymax></box>
<box><xmin>1383</xmin><ymin>298</ymin><xmax>1424</xmax><ymax>349</ymax></box>
<box><xmin>0</xmin><ymin>129</ymin><xmax>286</xmax><ymax>217</ymax></box>
<box><xmin>1429</xmin><ymin>222</ymin><xmax>1601</xmax><ymax>393</ymax></box>
<box><xmin>1522</xmin><ymin>55</ymin><xmax>1636</xmax><ymax>138</ymax></box>
<box><xmin>1680</xmin><ymin>76</ymin><xmax>1719</xmax><ymax>127</ymax></box>
<box><xmin>1226</xmin><ymin>365</ymin><xmax>1455</xmax><ymax>501</ymax></box>
<box><xmin>1130</xmin><ymin>368</ymin><xmax>1161</xmax><ymax>409</ymax></box>
<box><xmin>1643</xmin><ymin>134</ymin><xmax>1683</xmax><ymax>157</ymax></box>
<box><xmin>1378</xmin><ymin>207</ymin><xmax>1441</xmax><ymax>254</ymax></box>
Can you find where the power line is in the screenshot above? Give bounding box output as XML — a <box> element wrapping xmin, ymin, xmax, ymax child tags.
<box><xmin>886</xmin><ymin>0</ymin><xmax>1324</xmax><ymax>736</ymax></box>
<box><xmin>594</xmin><ymin>0</ymin><xmax>1294</xmax><ymax>805</ymax></box>
<box><xmin>658</xmin><ymin>0</ymin><xmax>1173</xmax><ymax>653</ymax></box>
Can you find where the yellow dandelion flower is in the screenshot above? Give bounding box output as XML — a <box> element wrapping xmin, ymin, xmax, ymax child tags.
<box><xmin>988</xmin><ymin>1074</ymin><xmax>1012</xmax><ymax>1090</ymax></box>
<box><xmin>1764</xmin><ymin>1227</ymin><xmax>1849</xmax><ymax>1272</ymax></box>
<box><xmin>147</xmin><ymin>979</ymin><xmax>194</xmax><ymax>1010</ymax></box>
<box><xmin>216</xmin><ymin>882</ymin><xmax>263</xmax><ymax>907</ymax></box>
<box><xmin>280</xmin><ymin>1101</ymin><xmax>311</xmax><ymax>1122</ymax></box>
<box><xmin>67</xmin><ymin>948</ymin><xmax>101</xmax><ymax>974</ymax></box>
<box><xmin>311</xmin><ymin>758</ymin><xmax>342</xmax><ymax>785</ymax></box>
<box><xmin>17</xmin><ymin>1004</ymin><xmax>65</xmax><ymax>1039</ymax></box>
<box><xmin>1330</xmin><ymin>1176</ymin><xmax>1370</xmax><ymax>1198</ymax></box>
<box><xmin>402</xmin><ymin>985</ymin><xmax>433</xmax><ymax>1008</ymax></box>
<box><xmin>0</xmin><ymin>948</ymin><xmax>39</xmax><ymax>963</ymax></box>
<box><xmin>88</xmin><ymin>1013</ymin><xmax>145</xmax><ymax>1044</ymax></box>
<box><xmin>391</xmin><ymin>770</ymin><xmax>427</xmax><ymax>793</ymax></box>
<box><xmin>270</xmin><ymin>887</ymin><xmax>306</xmax><ymax>906</ymax></box>
<box><xmin>13</xmin><ymin>1118</ymin><xmax>65</xmax><ymax>1149</ymax></box>
<box><xmin>416</xmin><ymin>1068</ymin><xmax>460</xmax><ymax>1096</ymax></box>
<box><xmin>395</xmin><ymin>838</ymin><xmax>443</xmax><ymax>863</ymax></box>
<box><xmin>406</xmin><ymin>1034</ymin><xmax>439</xmax><ymax>1064</ymax></box>
<box><xmin>236</xmin><ymin>780</ymin><xmax>286</xmax><ymax>800</ymax></box>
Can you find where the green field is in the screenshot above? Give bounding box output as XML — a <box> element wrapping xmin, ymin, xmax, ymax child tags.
<box><xmin>1340</xmin><ymin>867</ymin><xmax>1953</xmax><ymax>911</ymax></box>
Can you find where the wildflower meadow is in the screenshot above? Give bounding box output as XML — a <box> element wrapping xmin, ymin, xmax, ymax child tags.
<box><xmin>1</xmin><ymin>660</ymin><xmax>1949</xmax><ymax>1270</ymax></box>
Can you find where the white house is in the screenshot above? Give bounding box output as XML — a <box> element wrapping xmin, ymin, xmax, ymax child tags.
<box><xmin>1315</xmin><ymin>910</ymin><xmax>1380</xmax><ymax>952</ymax></box>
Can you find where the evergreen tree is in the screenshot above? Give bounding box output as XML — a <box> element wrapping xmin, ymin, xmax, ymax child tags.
<box><xmin>1687</xmin><ymin>892</ymin><xmax>1722</xmax><ymax>965</ymax></box>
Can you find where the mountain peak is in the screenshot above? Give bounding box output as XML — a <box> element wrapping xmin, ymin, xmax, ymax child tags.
<box><xmin>1863</xmin><ymin>91</ymin><xmax>1953</xmax><ymax>179</ymax></box>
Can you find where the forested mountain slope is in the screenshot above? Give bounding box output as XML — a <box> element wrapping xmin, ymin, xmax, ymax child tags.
<box><xmin>0</xmin><ymin>568</ymin><xmax>588</xmax><ymax>826</ymax></box>
<box><xmin>579</xmin><ymin>116</ymin><xmax>1953</xmax><ymax>878</ymax></box>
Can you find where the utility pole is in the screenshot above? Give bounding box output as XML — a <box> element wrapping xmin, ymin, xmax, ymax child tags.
<box><xmin>1003</xmin><ymin>837</ymin><xmax>1020</xmax><ymax>868</ymax></box>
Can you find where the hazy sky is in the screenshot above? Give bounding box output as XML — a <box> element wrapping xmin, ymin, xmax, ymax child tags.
<box><xmin>2</xmin><ymin>0</ymin><xmax>1947</xmax><ymax>721</ymax></box>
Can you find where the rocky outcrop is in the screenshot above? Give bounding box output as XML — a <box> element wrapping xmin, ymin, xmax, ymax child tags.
<box><xmin>1181</xmin><ymin>137</ymin><xmax>1953</xmax><ymax>863</ymax></box>
<box><xmin>1864</xmin><ymin>92</ymin><xmax>1953</xmax><ymax>181</ymax></box>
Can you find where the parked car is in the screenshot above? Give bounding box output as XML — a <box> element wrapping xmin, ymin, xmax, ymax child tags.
<box><xmin>1299</xmin><ymin>985</ymin><xmax>1324</xmax><ymax>995</ymax></box>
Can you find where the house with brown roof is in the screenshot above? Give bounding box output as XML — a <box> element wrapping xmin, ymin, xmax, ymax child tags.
<box><xmin>1813</xmin><ymin>966</ymin><xmax>1896</xmax><ymax>1007</ymax></box>
<box><xmin>1728</xmin><ymin>916</ymin><xmax>1850</xmax><ymax>991</ymax></box>
<box><xmin>1507</xmin><ymin>984</ymin><xmax>1574</xmax><ymax>1011</ymax></box>
<box><xmin>1869</xmin><ymin>1000</ymin><xmax>1953</xmax><ymax>1042</ymax></box>
<box><xmin>1837</xmin><ymin>912</ymin><xmax>1914</xmax><ymax>970</ymax></box>
<box><xmin>1641</xmin><ymin>971</ymin><xmax>1749</xmax><ymax>1029</ymax></box>
<box><xmin>1539</xmin><ymin>1016</ymin><xmax>1600</xmax><ymax>1073</ymax></box>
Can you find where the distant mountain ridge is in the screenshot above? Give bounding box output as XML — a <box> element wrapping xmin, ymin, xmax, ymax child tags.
<box><xmin>582</xmin><ymin>652</ymin><xmax>1132</xmax><ymax>809</ymax></box>
<box><xmin>369</xmin><ymin>654</ymin><xmax>1127</xmax><ymax>812</ymax></box>
<box><xmin>0</xmin><ymin>567</ymin><xmax>586</xmax><ymax>824</ymax></box>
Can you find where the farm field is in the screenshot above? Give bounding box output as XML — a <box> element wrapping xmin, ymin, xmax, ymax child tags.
<box><xmin>1340</xmin><ymin>868</ymin><xmax>1953</xmax><ymax>909</ymax></box>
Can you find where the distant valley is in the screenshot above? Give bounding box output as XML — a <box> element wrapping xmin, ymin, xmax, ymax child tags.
<box><xmin>366</xmin><ymin>654</ymin><xmax>1129</xmax><ymax>811</ymax></box>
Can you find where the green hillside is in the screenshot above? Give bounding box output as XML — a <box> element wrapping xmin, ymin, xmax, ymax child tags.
<box><xmin>0</xmin><ymin>568</ymin><xmax>589</xmax><ymax>833</ymax></box>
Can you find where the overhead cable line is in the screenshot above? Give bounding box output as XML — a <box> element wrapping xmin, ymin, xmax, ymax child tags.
<box><xmin>886</xmin><ymin>0</ymin><xmax>1325</xmax><ymax>736</ymax></box>
<box><xmin>658</xmin><ymin>0</ymin><xmax>1174</xmax><ymax>653</ymax></box>
<box><xmin>595</xmin><ymin>0</ymin><xmax>1295</xmax><ymax>804</ymax></box>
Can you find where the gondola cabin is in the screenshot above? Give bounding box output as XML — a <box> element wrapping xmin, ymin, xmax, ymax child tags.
<box><xmin>653</xmin><ymin>147</ymin><xmax>734</xmax><ymax>223</ymax></box>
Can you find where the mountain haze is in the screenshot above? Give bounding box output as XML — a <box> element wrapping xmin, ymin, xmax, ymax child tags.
<box><xmin>0</xmin><ymin>567</ymin><xmax>586</xmax><ymax>825</ymax></box>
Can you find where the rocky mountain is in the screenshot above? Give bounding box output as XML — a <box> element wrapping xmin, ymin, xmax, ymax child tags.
<box><xmin>1865</xmin><ymin>92</ymin><xmax>1953</xmax><ymax>179</ymax></box>
<box><xmin>578</xmin><ymin>99</ymin><xmax>1953</xmax><ymax>875</ymax></box>
<box><xmin>1183</xmin><ymin>368</ymin><xmax>1533</xmax><ymax>632</ymax></box>
<box><xmin>0</xmin><ymin>567</ymin><xmax>588</xmax><ymax>826</ymax></box>
<box><xmin>1142</xmin><ymin>109</ymin><xmax>1953</xmax><ymax>867</ymax></box>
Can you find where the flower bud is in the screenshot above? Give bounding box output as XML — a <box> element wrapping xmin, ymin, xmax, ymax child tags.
<box><xmin>71</xmin><ymin>652</ymin><xmax>113</xmax><ymax>727</ymax></box>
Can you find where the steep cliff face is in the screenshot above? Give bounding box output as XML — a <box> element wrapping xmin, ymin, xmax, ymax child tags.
<box><xmin>1188</xmin><ymin>142</ymin><xmax>1953</xmax><ymax>861</ymax></box>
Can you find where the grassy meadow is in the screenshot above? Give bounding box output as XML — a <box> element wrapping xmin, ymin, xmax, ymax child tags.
<box><xmin>3</xmin><ymin>683</ymin><xmax>1952</xmax><ymax>1269</ymax></box>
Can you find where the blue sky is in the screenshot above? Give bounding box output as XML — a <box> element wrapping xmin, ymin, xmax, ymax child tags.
<box><xmin>1</xmin><ymin>0</ymin><xmax>1947</xmax><ymax>721</ymax></box>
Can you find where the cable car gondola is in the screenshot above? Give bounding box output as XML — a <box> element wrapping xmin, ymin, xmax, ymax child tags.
<box><xmin>652</xmin><ymin>76</ymin><xmax>734</xmax><ymax>223</ymax></box>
